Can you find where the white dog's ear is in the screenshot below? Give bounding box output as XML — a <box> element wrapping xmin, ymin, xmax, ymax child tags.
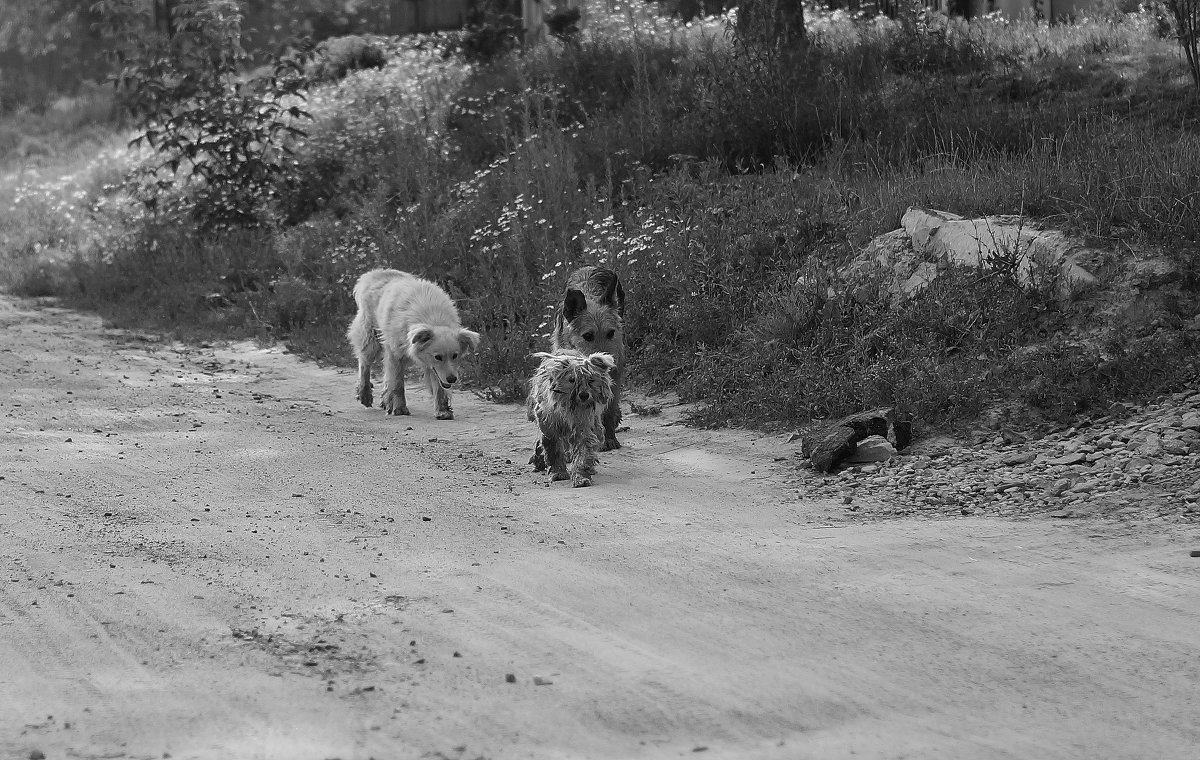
<box><xmin>408</xmin><ymin>324</ymin><xmax>434</xmax><ymax>346</ymax></box>
<box><xmin>458</xmin><ymin>328</ymin><xmax>482</xmax><ymax>352</ymax></box>
<box><xmin>587</xmin><ymin>352</ymin><xmax>616</xmax><ymax>373</ymax></box>
<box><xmin>531</xmin><ymin>351</ymin><xmax>556</xmax><ymax>361</ymax></box>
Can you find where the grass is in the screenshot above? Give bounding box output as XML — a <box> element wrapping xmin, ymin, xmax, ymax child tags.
<box><xmin>0</xmin><ymin>108</ymin><xmax>133</xmax><ymax>297</ymax></box>
<box><xmin>2</xmin><ymin>2</ymin><xmax>1198</xmax><ymax>435</ymax></box>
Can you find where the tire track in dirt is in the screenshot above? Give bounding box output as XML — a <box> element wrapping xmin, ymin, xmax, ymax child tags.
<box><xmin>0</xmin><ymin>573</ymin><xmax>171</xmax><ymax>754</ymax></box>
<box><xmin>3</xmin><ymin>295</ymin><xmax>1200</xmax><ymax>760</ymax></box>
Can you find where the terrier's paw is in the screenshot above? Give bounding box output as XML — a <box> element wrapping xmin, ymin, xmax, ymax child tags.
<box><xmin>530</xmin><ymin>441</ymin><xmax>549</xmax><ymax>470</ymax></box>
<box><xmin>601</xmin><ymin>436</ymin><xmax>621</xmax><ymax>452</ymax></box>
<box><xmin>572</xmin><ymin>476</ymin><xmax>592</xmax><ymax>488</ymax></box>
<box><xmin>550</xmin><ymin>470</ymin><xmax>570</xmax><ymax>482</ymax></box>
<box><xmin>436</xmin><ymin>410</ymin><xmax>454</xmax><ymax>420</ymax></box>
<box><xmin>356</xmin><ymin>382</ymin><xmax>373</xmax><ymax>408</ymax></box>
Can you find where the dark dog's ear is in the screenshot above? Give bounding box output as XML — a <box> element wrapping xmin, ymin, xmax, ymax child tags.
<box><xmin>407</xmin><ymin>324</ymin><xmax>434</xmax><ymax>346</ymax></box>
<box><xmin>600</xmin><ymin>273</ymin><xmax>625</xmax><ymax>316</ymax></box>
<box><xmin>458</xmin><ymin>328</ymin><xmax>481</xmax><ymax>352</ymax></box>
<box><xmin>563</xmin><ymin>289</ymin><xmax>587</xmax><ymax>322</ymax></box>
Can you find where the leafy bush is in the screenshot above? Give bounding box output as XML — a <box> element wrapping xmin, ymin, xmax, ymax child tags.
<box><xmin>1012</xmin><ymin>330</ymin><xmax>1200</xmax><ymax>419</ymax></box>
<box><xmin>277</xmin><ymin>45</ymin><xmax>469</xmax><ymax>224</ymax></box>
<box><xmin>25</xmin><ymin>1</ymin><xmax>1200</xmax><ymax>435</ymax></box>
<box><xmin>457</xmin><ymin>0</ymin><xmax>523</xmax><ymax>64</ymax></box>
<box><xmin>1141</xmin><ymin>1</ymin><xmax>1177</xmax><ymax>38</ymax></box>
<box><xmin>1166</xmin><ymin>0</ymin><xmax>1200</xmax><ymax>87</ymax></box>
<box><xmin>307</xmin><ymin>35</ymin><xmax>388</xmax><ymax>83</ymax></box>
<box><xmin>546</xmin><ymin>7</ymin><xmax>583</xmax><ymax>41</ymax></box>
<box><xmin>96</xmin><ymin>0</ymin><xmax>311</xmax><ymax>228</ymax></box>
<box><xmin>880</xmin><ymin>1</ymin><xmax>1020</xmax><ymax>74</ymax></box>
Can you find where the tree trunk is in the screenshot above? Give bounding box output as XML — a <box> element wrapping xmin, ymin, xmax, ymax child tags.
<box><xmin>154</xmin><ymin>0</ymin><xmax>177</xmax><ymax>38</ymax></box>
<box><xmin>1168</xmin><ymin>0</ymin><xmax>1200</xmax><ymax>90</ymax></box>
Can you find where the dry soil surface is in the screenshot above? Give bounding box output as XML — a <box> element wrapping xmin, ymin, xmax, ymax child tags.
<box><xmin>3</xmin><ymin>295</ymin><xmax>1200</xmax><ymax>760</ymax></box>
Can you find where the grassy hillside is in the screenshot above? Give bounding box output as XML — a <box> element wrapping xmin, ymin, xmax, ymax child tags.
<box><xmin>2</xmin><ymin>2</ymin><xmax>1198</xmax><ymax>433</ymax></box>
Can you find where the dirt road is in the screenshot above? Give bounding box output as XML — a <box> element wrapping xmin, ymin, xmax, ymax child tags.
<box><xmin>3</xmin><ymin>295</ymin><xmax>1200</xmax><ymax>760</ymax></box>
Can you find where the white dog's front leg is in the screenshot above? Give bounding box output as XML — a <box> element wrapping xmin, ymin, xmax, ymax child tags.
<box><xmin>380</xmin><ymin>350</ymin><xmax>409</xmax><ymax>416</ymax></box>
<box><xmin>433</xmin><ymin>375</ymin><xmax>453</xmax><ymax>421</ymax></box>
<box><xmin>347</xmin><ymin>310</ymin><xmax>381</xmax><ymax>408</ymax></box>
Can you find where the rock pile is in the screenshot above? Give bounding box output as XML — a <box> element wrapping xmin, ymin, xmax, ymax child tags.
<box><xmin>801</xmin><ymin>407</ymin><xmax>911</xmax><ymax>473</ymax></box>
<box><xmin>800</xmin><ymin>389</ymin><xmax>1200</xmax><ymax>521</ymax></box>
<box><xmin>837</xmin><ymin>207</ymin><xmax>1107</xmax><ymax>308</ymax></box>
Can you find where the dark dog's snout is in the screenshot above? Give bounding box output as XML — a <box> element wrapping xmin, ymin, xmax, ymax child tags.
<box><xmin>578</xmin><ymin>391</ymin><xmax>590</xmax><ymax>401</ymax></box>
<box><xmin>446</xmin><ymin>374</ymin><xmax>458</xmax><ymax>384</ymax></box>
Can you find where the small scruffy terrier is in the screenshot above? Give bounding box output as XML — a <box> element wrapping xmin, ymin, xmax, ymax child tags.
<box><xmin>527</xmin><ymin>350</ymin><xmax>617</xmax><ymax>487</ymax></box>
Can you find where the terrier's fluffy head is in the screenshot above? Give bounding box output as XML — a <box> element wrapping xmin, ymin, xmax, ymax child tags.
<box><xmin>406</xmin><ymin>324</ymin><xmax>481</xmax><ymax>389</ymax></box>
<box><xmin>529</xmin><ymin>350</ymin><xmax>616</xmax><ymax>411</ymax></box>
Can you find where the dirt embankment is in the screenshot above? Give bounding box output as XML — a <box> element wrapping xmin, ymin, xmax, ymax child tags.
<box><xmin>3</xmin><ymin>295</ymin><xmax>1200</xmax><ymax>760</ymax></box>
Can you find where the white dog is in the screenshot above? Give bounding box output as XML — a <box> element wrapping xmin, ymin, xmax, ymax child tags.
<box><xmin>347</xmin><ymin>269</ymin><xmax>481</xmax><ymax>420</ymax></box>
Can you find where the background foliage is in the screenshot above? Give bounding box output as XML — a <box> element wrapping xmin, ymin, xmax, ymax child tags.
<box><xmin>2</xmin><ymin>0</ymin><xmax>1198</xmax><ymax>434</ymax></box>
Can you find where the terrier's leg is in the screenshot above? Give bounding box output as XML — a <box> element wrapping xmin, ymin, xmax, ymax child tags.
<box><xmin>528</xmin><ymin>394</ymin><xmax>548</xmax><ymax>469</ymax></box>
<box><xmin>542</xmin><ymin>434</ymin><xmax>570</xmax><ymax>482</ymax></box>
<box><xmin>600</xmin><ymin>379</ymin><xmax>623</xmax><ymax>451</ymax></box>
<box><xmin>569</xmin><ymin>423</ymin><xmax>602</xmax><ymax>488</ymax></box>
<box><xmin>529</xmin><ymin>437</ymin><xmax>548</xmax><ymax>471</ymax></box>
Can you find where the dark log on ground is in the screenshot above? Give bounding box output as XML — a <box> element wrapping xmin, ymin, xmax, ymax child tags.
<box><xmin>802</xmin><ymin>407</ymin><xmax>912</xmax><ymax>473</ymax></box>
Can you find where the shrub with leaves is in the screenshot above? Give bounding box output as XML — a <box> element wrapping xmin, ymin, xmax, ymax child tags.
<box><xmin>1166</xmin><ymin>0</ymin><xmax>1200</xmax><ymax>88</ymax></box>
<box><xmin>457</xmin><ymin>0</ymin><xmax>523</xmax><ymax>64</ymax></box>
<box><xmin>31</xmin><ymin>1</ymin><xmax>1198</xmax><ymax>434</ymax></box>
<box><xmin>307</xmin><ymin>35</ymin><xmax>388</xmax><ymax>84</ymax></box>
<box><xmin>95</xmin><ymin>0</ymin><xmax>311</xmax><ymax>227</ymax></box>
<box><xmin>545</xmin><ymin>7</ymin><xmax>583</xmax><ymax>42</ymax></box>
<box><xmin>278</xmin><ymin>44</ymin><xmax>469</xmax><ymax>224</ymax></box>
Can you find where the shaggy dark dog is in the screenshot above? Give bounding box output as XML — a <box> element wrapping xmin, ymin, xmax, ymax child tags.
<box><xmin>551</xmin><ymin>266</ymin><xmax>626</xmax><ymax>450</ymax></box>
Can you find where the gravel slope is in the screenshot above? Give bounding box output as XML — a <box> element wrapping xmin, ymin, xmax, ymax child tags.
<box><xmin>803</xmin><ymin>395</ymin><xmax>1200</xmax><ymax>521</ymax></box>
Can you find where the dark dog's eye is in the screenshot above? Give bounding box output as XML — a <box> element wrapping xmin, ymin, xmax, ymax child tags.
<box><xmin>582</xmin><ymin>332</ymin><xmax>594</xmax><ymax>342</ymax></box>
<box><xmin>606</xmin><ymin>330</ymin><xmax>615</xmax><ymax>340</ymax></box>
<box><xmin>434</xmin><ymin>354</ymin><xmax>443</xmax><ymax>361</ymax></box>
<box><xmin>452</xmin><ymin>352</ymin><xmax>458</xmax><ymax>359</ymax></box>
<box><xmin>566</xmin><ymin>375</ymin><xmax>575</xmax><ymax>383</ymax></box>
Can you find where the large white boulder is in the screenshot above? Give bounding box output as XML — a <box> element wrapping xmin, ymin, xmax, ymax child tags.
<box><xmin>901</xmin><ymin>207</ymin><xmax>1099</xmax><ymax>297</ymax></box>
